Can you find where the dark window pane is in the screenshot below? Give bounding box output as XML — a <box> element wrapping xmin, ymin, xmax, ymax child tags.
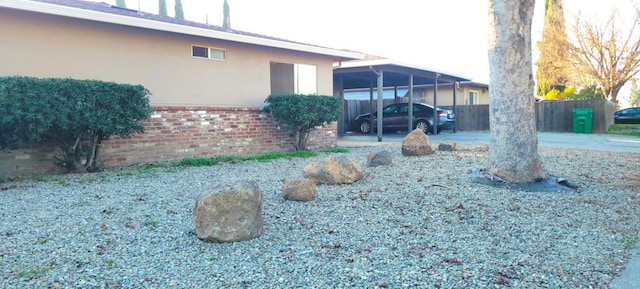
<box><xmin>192</xmin><ymin>46</ymin><xmax>208</xmax><ymax>58</ymax></box>
<box><xmin>270</xmin><ymin>62</ymin><xmax>294</xmax><ymax>95</ymax></box>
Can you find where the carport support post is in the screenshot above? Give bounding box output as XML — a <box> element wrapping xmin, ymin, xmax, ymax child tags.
<box><xmin>453</xmin><ymin>81</ymin><xmax>458</xmax><ymax>133</ymax></box>
<box><xmin>369</xmin><ymin>84</ymin><xmax>374</xmax><ymax>135</ymax></box>
<box><xmin>408</xmin><ymin>74</ymin><xmax>414</xmax><ymax>132</ymax></box>
<box><xmin>433</xmin><ymin>74</ymin><xmax>440</xmax><ymax>134</ymax></box>
<box><xmin>334</xmin><ymin>75</ymin><xmax>345</xmax><ymax>137</ymax></box>
<box><xmin>377</xmin><ymin>70</ymin><xmax>384</xmax><ymax>142</ymax></box>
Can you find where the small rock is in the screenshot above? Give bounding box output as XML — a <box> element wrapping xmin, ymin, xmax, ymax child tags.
<box><xmin>193</xmin><ymin>181</ymin><xmax>263</xmax><ymax>242</ymax></box>
<box><xmin>283</xmin><ymin>179</ymin><xmax>317</xmax><ymax>202</ymax></box>
<box><xmin>367</xmin><ymin>150</ymin><xmax>393</xmax><ymax>167</ymax></box>
<box><xmin>303</xmin><ymin>155</ymin><xmax>367</xmax><ymax>184</ymax></box>
<box><xmin>402</xmin><ymin>129</ymin><xmax>434</xmax><ymax>156</ymax></box>
<box><xmin>438</xmin><ymin>141</ymin><xmax>457</xmax><ymax>151</ymax></box>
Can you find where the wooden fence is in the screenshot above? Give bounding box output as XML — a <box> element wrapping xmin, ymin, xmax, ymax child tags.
<box><xmin>532</xmin><ymin>98</ymin><xmax>615</xmax><ymax>133</ymax></box>
<box><xmin>343</xmin><ymin>98</ymin><xmax>615</xmax><ymax>133</ymax></box>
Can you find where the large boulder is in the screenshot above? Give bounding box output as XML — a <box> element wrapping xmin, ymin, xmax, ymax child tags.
<box><xmin>367</xmin><ymin>150</ymin><xmax>393</xmax><ymax>167</ymax></box>
<box><xmin>438</xmin><ymin>141</ymin><xmax>457</xmax><ymax>151</ymax></box>
<box><xmin>282</xmin><ymin>179</ymin><xmax>317</xmax><ymax>202</ymax></box>
<box><xmin>193</xmin><ymin>181</ymin><xmax>263</xmax><ymax>243</ymax></box>
<box><xmin>303</xmin><ymin>155</ymin><xmax>367</xmax><ymax>184</ymax></box>
<box><xmin>402</xmin><ymin>128</ymin><xmax>435</xmax><ymax>156</ymax></box>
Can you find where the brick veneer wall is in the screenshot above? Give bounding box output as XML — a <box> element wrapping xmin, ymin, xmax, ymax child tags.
<box><xmin>0</xmin><ymin>106</ymin><xmax>338</xmax><ymax>176</ymax></box>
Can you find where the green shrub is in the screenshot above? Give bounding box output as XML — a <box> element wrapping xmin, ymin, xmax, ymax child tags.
<box><xmin>0</xmin><ymin>76</ymin><xmax>152</xmax><ymax>172</ymax></box>
<box><xmin>263</xmin><ymin>94</ymin><xmax>341</xmax><ymax>150</ymax></box>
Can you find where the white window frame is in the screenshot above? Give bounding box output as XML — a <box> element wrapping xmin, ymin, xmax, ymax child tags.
<box><xmin>192</xmin><ymin>45</ymin><xmax>226</xmax><ymax>61</ymax></box>
<box><xmin>469</xmin><ymin>90</ymin><xmax>479</xmax><ymax>105</ymax></box>
<box><xmin>294</xmin><ymin>63</ymin><xmax>317</xmax><ymax>95</ymax></box>
<box><xmin>269</xmin><ymin>62</ymin><xmax>317</xmax><ymax>95</ymax></box>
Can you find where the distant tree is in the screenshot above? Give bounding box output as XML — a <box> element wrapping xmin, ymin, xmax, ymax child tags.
<box><xmin>565</xmin><ymin>85</ymin><xmax>605</xmax><ymax>100</ymax></box>
<box><xmin>487</xmin><ymin>0</ymin><xmax>547</xmax><ymax>183</ymax></box>
<box><xmin>115</xmin><ymin>0</ymin><xmax>126</xmax><ymax>8</ymax></box>
<box><xmin>630</xmin><ymin>79</ymin><xmax>640</xmax><ymax>107</ymax></box>
<box><xmin>535</xmin><ymin>0</ymin><xmax>570</xmax><ymax>96</ymax></box>
<box><xmin>174</xmin><ymin>0</ymin><xmax>184</xmax><ymax>20</ymax></box>
<box><xmin>569</xmin><ymin>6</ymin><xmax>640</xmax><ymax>105</ymax></box>
<box><xmin>222</xmin><ymin>0</ymin><xmax>231</xmax><ymax>29</ymax></box>
<box><xmin>158</xmin><ymin>0</ymin><xmax>167</xmax><ymax>16</ymax></box>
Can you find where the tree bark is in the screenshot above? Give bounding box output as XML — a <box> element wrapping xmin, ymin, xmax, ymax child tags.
<box><xmin>487</xmin><ymin>0</ymin><xmax>547</xmax><ymax>183</ymax></box>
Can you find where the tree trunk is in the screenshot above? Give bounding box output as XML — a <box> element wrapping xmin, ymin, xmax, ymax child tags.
<box><xmin>296</xmin><ymin>129</ymin><xmax>310</xmax><ymax>151</ymax></box>
<box><xmin>487</xmin><ymin>0</ymin><xmax>547</xmax><ymax>183</ymax></box>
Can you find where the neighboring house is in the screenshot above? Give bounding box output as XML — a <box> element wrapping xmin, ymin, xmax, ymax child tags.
<box><xmin>338</xmin><ymin>54</ymin><xmax>486</xmax><ymax>105</ymax></box>
<box><xmin>408</xmin><ymin>82</ymin><xmax>490</xmax><ymax>106</ymax></box>
<box><xmin>0</xmin><ymin>0</ymin><xmax>362</xmax><ymax>175</ymax></box>
<box><xmin>344</xmin><ymin>88</ymin><xmax>408</xmax><ymax>100</ymax></box>
<box><xmin>343</xmin><ymin>82</ymin><xmax>489</xmax><ymax>105</ymax></box>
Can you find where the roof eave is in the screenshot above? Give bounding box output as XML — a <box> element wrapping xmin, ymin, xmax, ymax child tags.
<box><xmin>334</xmin><ymin>59</ymin><xmax>471</xmax><ymax>81</ymax></box>
<box><xmin>0</xmin><ymin>0</ymin><xmax>364</xmax><ymax>60</ymax></box>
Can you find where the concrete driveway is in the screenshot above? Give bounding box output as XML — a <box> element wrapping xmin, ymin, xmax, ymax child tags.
<box><xmin>338</xmin><ymin>131</ymin><xmax>640</xmax><ymax>153</ymax></box>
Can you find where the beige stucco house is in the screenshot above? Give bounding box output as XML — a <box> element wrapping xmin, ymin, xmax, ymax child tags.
<box><xmin>344</xmin><ymin>81</ymin><xmax>489</xmax><ymax>106</ymax></box>
<box><xmin>0</xmin><ymin>0</ymin><xmax>362</xmax><ymax>175</ymax></box>
<box><xmin>0</xmin><ymin>0</ymin><xmax>361</xmax><ymax>106</ymax></box>
<box><xmin>409</xmin><ymin>82</ymin><xmax>490</xmax><ymax>106</ymax></box>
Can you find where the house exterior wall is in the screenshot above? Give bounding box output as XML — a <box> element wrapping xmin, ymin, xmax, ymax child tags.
<box><xmin>414</xmin><ymin>85</ymin><xmax>489</xmax><ymax>106</ymax></box>
<box><xmin>0</xmin><ymin>106</ymin><xmax>337</xmax><ymax>176</ymax></box>
<box><xmin>101</xmin><ymin>106</ymin><xmax>337</xmax><ymax>167</ymax></box>
<box><xmin>0</xmin><ymin>7</ymin><xmax>339</xmax><ymax>176</ymax></box>
<box><xmin>0</xmin><ymin>8</ymin><xmax>335</xmax><ymax>107</ymax></box>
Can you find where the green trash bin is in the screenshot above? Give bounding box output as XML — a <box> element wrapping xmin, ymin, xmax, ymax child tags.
<box><xmin>572</xmin><ymin>108</ymin><xmax>593</xmax><ymax>133</ymax></box>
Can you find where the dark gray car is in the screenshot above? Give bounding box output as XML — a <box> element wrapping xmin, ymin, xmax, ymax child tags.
<box><xmin>351</xmin><ymin>102</ymin><xmax>455</xmax><ymax>134</ymax></box>
<box><xmin>614</xmin><ymin>107</ymin><xmax>640</xmax><ymax>124</ymax></box>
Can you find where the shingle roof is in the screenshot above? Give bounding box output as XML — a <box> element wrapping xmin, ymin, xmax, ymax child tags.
<box><xmin>15</xmin><ymin>0</ymin><xmax>361</xmax><ymax>59</ymax></box>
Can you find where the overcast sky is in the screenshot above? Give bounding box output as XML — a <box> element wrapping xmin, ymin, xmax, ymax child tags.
<box><xmin>89</xmin><ymin>0</ymin><xmax>637</xmax><ymax>103</ymax></box>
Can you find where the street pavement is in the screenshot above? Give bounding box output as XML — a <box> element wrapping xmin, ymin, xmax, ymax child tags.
<box><xmin>337</xmin><ymin>131</ymin><xmax>640</xmax><ymax>289</ymax></box>
<box><xmin>338</xmin><ymin>131</ymin><xmax>640</xmax><ymax>153</ymax></box>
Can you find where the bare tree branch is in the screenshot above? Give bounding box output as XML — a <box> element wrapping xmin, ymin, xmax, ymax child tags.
<box><xmin>569</xmin><ymin>6</ymin><xmax>640</xmax><ymax>104</ymax></box>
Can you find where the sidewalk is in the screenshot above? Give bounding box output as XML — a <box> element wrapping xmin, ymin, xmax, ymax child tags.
<box><xmin>610</xmin><ymin>233</ymin><xmax>640</xmax><ymax>289</ymax></box>
<box><xmin>337</xmin><ymin>131</ymin><xmax>640</xmax><ymax>288</ymax></box>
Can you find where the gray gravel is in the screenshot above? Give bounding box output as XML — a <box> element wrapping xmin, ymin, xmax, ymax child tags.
<box><xmin>1</xmin><ymin>144</ymin><xmax>639</xmax><ymax>288</ymax></box>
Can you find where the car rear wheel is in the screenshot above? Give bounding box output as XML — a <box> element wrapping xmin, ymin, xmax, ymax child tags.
<box><xmin>415</xmin><ymin>120</ymin><xmax>430</xmax><ymax>134</ymax></box>
<box><xmin>359</xmin><ymin>120</ymin><xmax>372</xmax><ymax>134</ymax></box>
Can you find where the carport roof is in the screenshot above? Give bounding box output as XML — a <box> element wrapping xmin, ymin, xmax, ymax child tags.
<box><xmin>334</xmin><ymin>59</ymin><xmax>472</xmax><ymax>90</ymax></box>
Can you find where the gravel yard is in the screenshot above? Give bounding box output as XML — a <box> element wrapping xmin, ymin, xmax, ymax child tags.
<box><xmin>1</xmin><ymin>144</ymin><xmax>639</xmax><ymax>288</ymax></box>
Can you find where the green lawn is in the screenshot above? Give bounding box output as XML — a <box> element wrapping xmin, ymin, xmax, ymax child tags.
<box><xmin>608</xmin><ymin>123</ymin><xmax>640</xmax><ymax>137</ymax></box>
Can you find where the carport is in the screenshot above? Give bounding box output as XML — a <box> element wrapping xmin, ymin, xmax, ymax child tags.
<box><xmin>333</xmin><ymin>59</ymin><xmax>470</xmax><ymax>141</ymax></box>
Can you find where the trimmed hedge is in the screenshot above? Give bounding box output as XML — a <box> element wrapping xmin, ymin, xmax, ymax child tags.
<box><xmin>263</xmin><ymin>94</ymin><xmax>341</xmax><ymax>150</ymax></box>
<box><xmin>0</xmin><ymin>76</ymin><xmax>152</xmax><ymax>172</ymax></box>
